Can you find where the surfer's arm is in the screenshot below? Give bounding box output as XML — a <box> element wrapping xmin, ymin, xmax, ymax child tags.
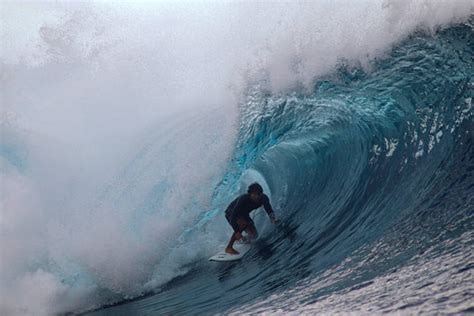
<box><xmin>262</xmin><ymin>195</ymin><xmax>277</xmax><ymax>223</ymax></box>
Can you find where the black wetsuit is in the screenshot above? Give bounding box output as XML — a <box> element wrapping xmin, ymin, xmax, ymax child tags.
<box><xmin>225</xmin><ymin>193</ymin><xmax>275</xmax><ymax>232</ymax></box>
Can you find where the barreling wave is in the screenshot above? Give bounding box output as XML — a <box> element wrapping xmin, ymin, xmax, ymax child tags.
<box><xmin>2</xmin><ymin>2</ymin><xmax>473</xmax><ymax>314</ymax></box>
<box><xmin>89</xmin><ymin>21</ymin><xmax>473</xmax><ymax>315</ymax></box>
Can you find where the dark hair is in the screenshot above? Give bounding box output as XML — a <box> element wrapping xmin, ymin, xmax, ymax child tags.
<box><xmin>248</xmin><ymin>182</ymin><xmax>263</xmax><ymax>194</ymax></box>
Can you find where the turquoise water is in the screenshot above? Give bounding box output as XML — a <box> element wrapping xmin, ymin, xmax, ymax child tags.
<box><xmin>88</xmin><ymin>22</ymin><xmax>473</xmax><ymax>315</ymax></box>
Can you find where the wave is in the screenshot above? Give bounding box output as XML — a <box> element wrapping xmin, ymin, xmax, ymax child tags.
<box><xmin>1</xmin><ymin>2</ymin><xmax>472</xmax><ymax>315</ymax></box>
<box><xmin>88</xmin><ymin>21</ymin><xmax>473</xmax><ymax>315</ymax></box>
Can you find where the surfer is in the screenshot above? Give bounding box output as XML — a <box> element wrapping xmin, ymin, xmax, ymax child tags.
<box><xmin>225</xmin><ymin>183</ymin><xmax>278</xmax><ymax>255</ymax></box>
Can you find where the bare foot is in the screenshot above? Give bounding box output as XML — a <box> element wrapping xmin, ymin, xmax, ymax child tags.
<box><xmin>225</xmin><ymin>247</ymin><xmax>239</xmax><ymax>255</ymax></box>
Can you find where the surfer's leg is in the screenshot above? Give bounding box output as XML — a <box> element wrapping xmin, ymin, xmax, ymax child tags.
<box><xmin>241</xmin><ymin>216</ymin><xmax>257</xmax><ymax>240</ymax></box>
<box><xmin>225</xmin><ymin>232</ymin><xmax>240</xmax><ymax>254</ymax></box>
<box><xmin>245</xmin><ymin>221</ymin><xmax>258</xmax><ymax>240</ymax></box>
<box><xmin>225</xmin><ymin>219</ymin><xmax>246</xmax><ymax>254</ymax></box>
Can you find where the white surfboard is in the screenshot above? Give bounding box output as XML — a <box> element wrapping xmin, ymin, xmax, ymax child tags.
<box><xmin>209</xmin><ymin>243</ymin><xmax>251</xmax><ymax>262</ymax></box>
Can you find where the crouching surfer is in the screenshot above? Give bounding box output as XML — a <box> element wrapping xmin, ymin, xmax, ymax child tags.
<box><xmin>224</xmin><ymin>183</ymin><xmax>278</xmax><ymax>255</ymax></box>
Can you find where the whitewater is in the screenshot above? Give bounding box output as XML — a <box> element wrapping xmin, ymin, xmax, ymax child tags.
<box><xmin>1</xmin><ymin>1</ymin><xmax>473</xmax><ymax>315</ymax></box>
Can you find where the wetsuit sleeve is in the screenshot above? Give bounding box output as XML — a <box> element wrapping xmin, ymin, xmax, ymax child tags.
<box><xmin>262</xmin><ymin>195</ymin><xmax>276</xmax><ymax>220</ymax></box>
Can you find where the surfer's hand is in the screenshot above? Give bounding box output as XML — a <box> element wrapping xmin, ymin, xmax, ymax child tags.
<box><xmin>271</xmin><ymin>218</ymin><xmax>278</xmax><ymax>224</ymax></box>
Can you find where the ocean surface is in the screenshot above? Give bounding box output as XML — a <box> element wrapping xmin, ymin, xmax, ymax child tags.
<box><xmin>1</xmin><ymin>2</ymin><xmax>473</xmax><ymax>315</ymax></box>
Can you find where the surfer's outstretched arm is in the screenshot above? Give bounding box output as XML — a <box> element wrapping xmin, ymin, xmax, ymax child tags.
<box><xmin>262</xmin><ymin>194</ymin><xmax>278</xmax><ymax>224</ymax></box>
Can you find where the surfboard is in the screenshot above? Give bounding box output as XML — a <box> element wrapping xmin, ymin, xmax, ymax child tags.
<box><xmin>209</xmin><ymin>243</ymin><xmax>251</xmax><ymax>262</ymax></box>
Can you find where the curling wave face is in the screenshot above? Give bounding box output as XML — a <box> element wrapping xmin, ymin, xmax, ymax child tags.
<box><xmin>89</xmin><ymin>22</ymin><xmax>473</xmax><ymax>315</ymax></box>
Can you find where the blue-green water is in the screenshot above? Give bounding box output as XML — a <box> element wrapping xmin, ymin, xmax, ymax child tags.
<box><xmin>87</xmin><ymin>22</ymin><xmax>473</xmax><ymax>315</ymax></box>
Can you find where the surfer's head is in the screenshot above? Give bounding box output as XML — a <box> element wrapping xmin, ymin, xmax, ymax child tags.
<box><xmin>248</xmin><ymin>182</ymin><xmax>263</xmax><ymax>202</ymax></box>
